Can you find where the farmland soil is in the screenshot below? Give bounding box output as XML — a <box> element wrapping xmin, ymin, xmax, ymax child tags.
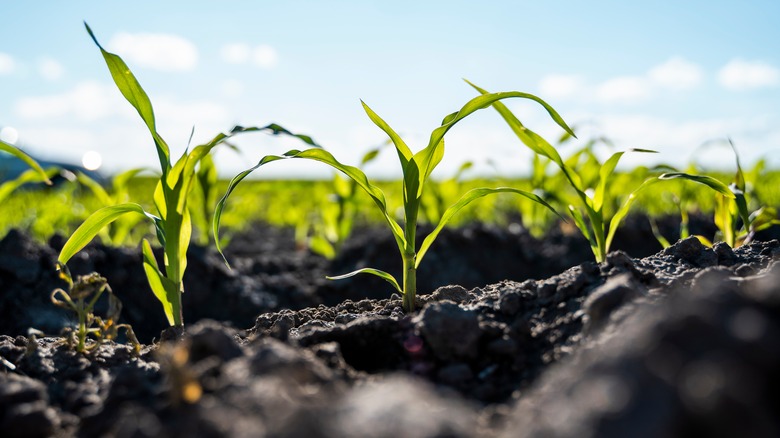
<box><xmin>1</xmin><ymin>215</ymin><xmax>779</xmax><ymax>437</ymax></box>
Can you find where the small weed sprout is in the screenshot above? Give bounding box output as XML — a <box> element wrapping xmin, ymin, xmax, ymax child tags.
<box><xmin>51</xmin><ymin>263</ymin><xmax>140</xmax><ymax>354</ymax></box>
<box><xmin>57</xmin><ymin>23</ymin><xmax>317</xmax><ymax>329</ymax></box>
<box><xmin>215</xmin><ymin>89</ymin><xmax>570</xmax><ymax>311</ymax></box>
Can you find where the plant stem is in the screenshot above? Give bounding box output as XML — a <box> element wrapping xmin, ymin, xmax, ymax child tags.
<box><xmin>402</xmin><ymin>251</ymin><xmax>417</xmax><ymax>312</ymax></box>
<box><xmin>77</xmin><ymin>298</ymin><xmax>87</xmax><ymax>352</ymax></box>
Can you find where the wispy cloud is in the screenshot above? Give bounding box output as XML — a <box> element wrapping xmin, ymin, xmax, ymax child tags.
<box><xmin>538</xmin><ymin>74</ymin><xmax>584</xmax><ymax>99</ymax></box>
<box><xmin>718</xmin><ymin>59</ymin><xmax>779</xmax><ymax>90</ymax></box>
<box><xmin>648</xmin><ymin>56</ymin><xmax>703</xmax><ymax>90</ymax></box>
<box><xmin>595</xmin><ymin>76</ymin><xmax>651</xmax><ymax>104</ymax></box>
<box><xmin>37</xmin><ymin>57</ymin><xmax>64</xmax><ymax>81</ymax></box>
<box><xmin>14</xmin><ymin>81</ymin><xmax>131</xmax><ymax>121</ymax></box>
<box><xmin>540</xmin><ymin>57</ymin><xmax>705</xmax><ymax>105</ymax></box>
<box><xmin>220</xmin><ymin>43</ymin><xmax>278</xmax><ymax>69</ymax></box>
<box><xmin>108</xmin><ymin>32</ymin><xmax>198</xmax><ymax>72</ymax></box>
<box><xmin>0</xmin><ymin>52</ymin><xmax>15</xmax><ymax>74</ymax></box>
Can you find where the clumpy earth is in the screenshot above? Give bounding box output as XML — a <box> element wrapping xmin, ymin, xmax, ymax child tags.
<box><xmin>1</xmin><ymin>214</ymin><xmax>779</xmax><ymax>437</ymax></box>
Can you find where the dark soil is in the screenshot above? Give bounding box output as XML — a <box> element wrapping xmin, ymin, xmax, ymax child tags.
<box><xmin>1</xmin><ymin>214</ymin><xmax>779</xmax><ymax>437</ymax></box>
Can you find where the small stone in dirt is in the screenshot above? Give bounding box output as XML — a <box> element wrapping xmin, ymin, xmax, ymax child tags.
<box><xmin>185</xmin><ymin>320</ymin><xmax>243</xmax><ymax>363</ymax></box>
<box><xmin>663</xmin><ymin>236</ymin><xmax>718</xmax><ymax>268</ymax></box>
<box><xmin>713</xmin><ymin>242</ymin><xmax>737</xmax><ymax>266</ymax></box>
<box><xmin>428</xmin><ymin>284</ymin><xmax>473</xmax><ymax>304</ymax></box>
<box><xmin>416</xmin><ymin>301</ymin><xmax>480</xmax><ymax>361</ymax></box>
<box><xmin>583</xmin><ymin>273</ymin><xmax>646</xmax><ymax>333</ymax></box>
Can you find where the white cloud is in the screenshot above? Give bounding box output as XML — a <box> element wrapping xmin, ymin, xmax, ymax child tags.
<box><xmin>0</xmin><ymin>52</ymin><xmax>15</xmax><ymax>74</ymax></box>
<box><xmin>590</xmin><ymin>113</ymin><xmax>780</xmax><ymax>169</ymax></box>
<box><xmin>595</xmin><ymin>76</ymin><xmax>651</xmax><ymax>104</ymax></box>
<box><xmin>220</xmin><ymin>43</ymin><xmax>251</xmax><ymax>64</ymax></box>
<box><xmin>718</xmin><ymin>59</ymin><xmax>780</xmax><ymax>90</ymax></box>
<box><xmin>253</xmin><ymin>45</ymin><xmax>278</xmax><ymax>69</ymax></box>
<box><xmin>108</xmin><ymin>32</ymin><xmax>198</xmax><ymax>72</ymax></box>
<box><xmin>221</xmin><ymin>42</ymin><xmax>278</xmax><ymax>69</ymax></box>
<box><xmin>648</xmin><ymin>57</ymin><xmax>703</xmax><ymax>90</ymax></box>
<box><xmin>154</xmin><ymin>97</ymin><xmax>230</xmax><ymax>134</ymax></box>
<box><xmin>14</xmin><ymin>81</ymin><xmax>131</xmax><ymax>121</ymax></box>
<box><xmin>38</xmin><ymin>57</ymin><xmax>64</xmax><ymax>81</ymax></box>
<box><xmin>538</xmin><ymin>74</ymin><xmax>584</xmax><ymax>99</ymax></box>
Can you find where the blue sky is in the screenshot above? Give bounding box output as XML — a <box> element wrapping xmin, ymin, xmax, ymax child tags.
<box><xmin>1</xmin><ymin>1</ymin><xmax>779</xmax><ymax>178</ymax></box>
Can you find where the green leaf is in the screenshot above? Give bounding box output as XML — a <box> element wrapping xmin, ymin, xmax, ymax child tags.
<box><xmin>231</xmin><ymin>123</ymin><xmax>320</xmax><ymax>148</ymax></box>
<box><xmin>214</xmin><ymin>148</ymin><xmax>406</xmax><ymax>266</ymax></box>
<box><xmin>141</xmin><ymin>239</ymin><xmax>177</xmax><ymax>325</ymax></box>
<box><xmin>605</xmin><ymin>178</ymin><xmax>662</xmax><ymax>252</ymax></box>
<box><xmin>658</xmin><ymin>173</ymin><xmax>735</xmax><ymax>198</ymax></box>
<box><xmin>592</xmin><ymin>151</ymin><xmax>626</xmax><ymax>212</ymax></box>
<box><xmin>416</xmin><ymin>187</ymin><xmax>562</xmax><ymax>267</ymax></box>
<box><xmin>0</xmin><ymin>167</ymin><xmax>58</xmax><ymax>204</ymax></box>
<box><xmin>361</xmin><ymin>101</ymin><xmax>414</xmax><ymax>171</ymax></box>
<box><xmin>326</xmin><ymin>268</ymin><xmax>402</xmax><ymax>294</ymax></box>
<box><xmin>465</xmin><ymin>80</ymin><xmax>582</xmax><ymax>192</ymax></box>
<box><xmin>0</xmin><ymin>139</ymin><xmax>52</xmax><ymax>185</ymax></box>
<box><xmin>76</xmin><ymin>171</ymin><xmax>112</xmax><ymax>205</ymax></box>
<box><xmin>309</xmin><ymin>234</ymin><xmax>336</xmax><ymax>259</ymax></box>
<box><xmin>84</xmin><ymin>22</ymin><xmax>171</xmax><ymax>174</ymax></box>
<box><xmin>59</xmin><ymin>203</ymin><xmax>159</xmax><ymax>265</ymax></box>
<box><xmin>569</xmin><ymin>205</ymin><xmax>598</xmax><ymax>256</ymax></box>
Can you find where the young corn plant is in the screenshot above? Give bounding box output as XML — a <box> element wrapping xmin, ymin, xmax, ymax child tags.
<box><xmin>468</xmin><ymin>80</ymin><xmax>707</xmax><ymax>262</ymax></box>
<box><xmin>659</xmin><ymin>139</ymin><xmax>779</xmax><ymax>247</ymax></box>
<box><xmin>57</xmin><ymin>23</ymin><xmax>317</xmax><ymax>329</ymax></box>
<box><xmin>215</xmin><ymin>90</ymin><xmax>571</xmax><ymax>311</ymax></box>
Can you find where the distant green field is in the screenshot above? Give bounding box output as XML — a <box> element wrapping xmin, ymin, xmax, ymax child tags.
<box><xmin>2</xmin><ymin>168</ymin><xmax>778</xmax><ymax>248</ymax></box>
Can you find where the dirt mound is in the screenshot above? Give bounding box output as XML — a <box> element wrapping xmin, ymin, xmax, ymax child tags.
<box><xmin>1</xmin><ymin>222</ymin><xmax>778</xmax><ymax>436</ymax></box>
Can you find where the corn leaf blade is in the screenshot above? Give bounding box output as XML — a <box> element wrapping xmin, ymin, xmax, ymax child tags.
<box><xmin>416</xmin><ymin>187</ymin><xmax>562</xmax><ymax>267</ymax></box>
<box><xmin>658</xmin><ymin>173</ymin><xmax>735</xmax><ymax>198</ymax></box>
<box><xmin>84</xmin><ymin>22</ymin><xmax>171</xmax><ymax>174</ymax></box>
<box><xmin>326</xmin><ymin>268</ymin><xmax>402</xmax><ymax>294</ymax></box>
<box><xmin>59</xmin><ymin>203</ymin><xmax>159</xmax><ymax>265</ymax></box>
<box><xmin>141</xmin><ymin>239</ymin><xmax>176</xmax><ymax>325</ymax></box>
<box><xmin>0</xmin><ymin>139</ymin><xmax>52</xmax><ymax>185</ymax></box>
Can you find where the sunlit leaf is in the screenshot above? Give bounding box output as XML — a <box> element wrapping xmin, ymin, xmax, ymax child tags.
<box><xmin>59</xmin><ymin>203</ymin><xmax>159</xmax><ymax>265</ymax></box>
<box><xmin>326</xmin><ymin>268</ymin><xmax>402</xmax><ymax>294</ymax></box>
<box><xmin>416</xmin><ymin>187</ymin><xmax>563</xmax><ymax>267</ymax></box>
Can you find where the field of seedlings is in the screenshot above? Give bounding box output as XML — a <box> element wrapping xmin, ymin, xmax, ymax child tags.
<box><xmin>2</xmin><ymin>23</ymin><xmax>780</xmax><ymax>438</ymax></box>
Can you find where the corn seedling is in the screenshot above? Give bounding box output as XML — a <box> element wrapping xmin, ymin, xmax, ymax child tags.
<box><xmin>215</xmin><ymin>89</ymin><xmax>570</xmax><ymax>311</ymax></box>
<box><xmin>659</xmin><ymin>139</ymin><xmax>779</xmax><ymax>247</ymax></box>
<box><xmin>51</xmin><ymin>264</ymin><xmax>140</xmax><ymax>354</ymax></box>
<box><xmin>57</xmin><ymin>23</ymin><xmax>318</xmax><ymax>328</ymax></box>
<box><xmin>469</xmin><ymin>80</ymin><xmax>698</xmax><ymax>263</ymax></box>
